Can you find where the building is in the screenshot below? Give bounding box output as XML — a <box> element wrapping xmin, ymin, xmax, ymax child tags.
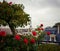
<box><xmin>0</xmin><ymin>27</ymin><xmax>12</xmax><ymax>34</ymax></box>
<box><xmin>53</xmin><ymin>22</ymin><xmax>60</xmax><ymax>34</ymax></box>
<box><xmin>0</xmin><ymin>26</ymin><xmax>32</xmax><ymax>35</ymax></box>
<box><xmin>44</xmin><ymin>27</ymin><xmax>57</xmax><ymax>41</ymax></box>
<box><xmin>45</xmin><ymin>27</ymin><xmax>57</xmax><ymax>34</ymax></box>
<box><xmin>44</xmin><ymin>25</ymin><xmax>60</xmax><ymax>43</ymax></box>
<box><xmin>16</xmin><ymin>28</ymin><xmax>31</xmax><ymax>35</ymax></box>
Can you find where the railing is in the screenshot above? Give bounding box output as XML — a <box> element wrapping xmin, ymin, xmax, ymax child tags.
<box><xmin>38</xmin><ymin>41</ymin><xmax>60</xmax><ymax>45</ymax></box>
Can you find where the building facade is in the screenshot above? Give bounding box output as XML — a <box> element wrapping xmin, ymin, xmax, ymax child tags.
<box><xmin>44</xmin><ymin>27</ymin><xmax>57</xmax><ymax>41</ymax></box>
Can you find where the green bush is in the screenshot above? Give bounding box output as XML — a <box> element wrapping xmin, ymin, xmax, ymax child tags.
<box><xmin>0</xmin><ymin>24</ymin><xmax>46</xmax><ymax>51</ymax></box>
<box><xmin>38</xmin><ymin>44</ymin><xmax>60</xmax><ymax>51</ymax></box>
<box><xmin>0</xmin><ymin>34</ymin><xmax>38</xmax><ymax>51</ymax></box>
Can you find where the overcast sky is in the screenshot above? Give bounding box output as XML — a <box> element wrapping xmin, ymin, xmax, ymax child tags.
<box><xmin>0</xmin><ymin>0</ymin><xmax>60</xmax><ymax>28</ymax></box>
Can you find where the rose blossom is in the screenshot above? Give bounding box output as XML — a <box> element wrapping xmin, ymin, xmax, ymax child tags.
<box><xmin>32</xmin><ymin>31</ymin><xmax>37</xmax><ymax>36</ymax></box>
<box><xmin>47</xmin><ymin>31</ymin><xmax>51</xmax><ymax>35</ymax></box>
<box><xmin>23</xmin><ymin>38</ymin><xmax>28</xmax><ymax>45</ymax></box>
<box><xmin>40</xmin><ymin>24</ymin><xmax>43</xmax><ymax>27</ymax></box>
<box><xmin>14</xmin><ymin>35</ymin><xmax>21</xmax><ymax>40</ymax></box>
<box><xmin>0</xmin><ymin>31</ymin><xmax>6</xmax><ymax>37</ymax></box>
<box><xmin>30</xmin><ymin>38</ymin><xmax>35</xmax><ymax>44</ymax></box>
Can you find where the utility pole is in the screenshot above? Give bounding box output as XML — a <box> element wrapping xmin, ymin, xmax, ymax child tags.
<box><xmin>28</xmin><ymin>17</ymin><xmax>32</xmax><ymax>35</ymax></box>
<box><xmin>3</xmin><ymin>0</ymin><xmax>5</xmax><ymax>2</ymax></box>
<box><xmin>58</xmin><ymin>25</ymin><xmax>60</xmax><ymax>34</ymax></box>
<box><xmin>29</xmin><ymin>17</ymin><xmax>32</xmax><ymax>32</ymax></box>
<box><xmin>3</xmin><ymin>0</ymin><xmax>5</xmax><ymax>1</ymax></box>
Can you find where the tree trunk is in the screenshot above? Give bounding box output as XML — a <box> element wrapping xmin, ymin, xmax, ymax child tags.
<box><xmin>8</xmin><ymin>23</ymin><xmax>16</xmax><ymax>35</ymax></box>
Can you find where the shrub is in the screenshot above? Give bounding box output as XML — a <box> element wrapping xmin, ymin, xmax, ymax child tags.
<box><xmin>38</xmin><ymin>44</ymin><xmax>60</xmax><ymax>51</ymax></box>
<box><xmin>0</xmin><ymin>24</ymin><xmax>45</xmax><ymax>51</ymax></box>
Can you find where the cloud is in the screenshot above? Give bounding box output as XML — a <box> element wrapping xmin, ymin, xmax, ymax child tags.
<box><xmin>0</xmin><ymin>0</ymin><xmax>60</xmax><ymax>28</ymax></box>
<box><xmin>30</xmin><ymin>0</ymin><xmax>60</xmax><ymax>8</ymax></box>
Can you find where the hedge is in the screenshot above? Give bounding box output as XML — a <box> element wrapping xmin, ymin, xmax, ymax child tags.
<box><xmin>38</xmin><ymin>44</ymin><xmax>60</xmax><ymax>51</ymax></box>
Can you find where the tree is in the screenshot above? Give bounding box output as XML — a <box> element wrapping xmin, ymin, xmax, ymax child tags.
<box><xmin>0</xmin><ymin>1</ymin><xmax>30</xmax><ymax>35</ymax></box>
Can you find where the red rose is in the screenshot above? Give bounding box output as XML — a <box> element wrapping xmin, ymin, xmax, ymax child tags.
<box><xmin>32</xmin><ymin>31</ymin><xmax>37</xmax><ymax>36</ymax></box>
<box><xmin>41</xmin><ymin>28</ymin><xmax>44</xmax><ymax>30</ymax></box>
<box><xmin>0</xmin><ymin>31</ymin><xmax>6</xmax><ymax>37</ymax></box>
<box><xmin>40</xmin><ymin>24</ymin><xmax>43</xmax><ymax>27</ymax></box>
<box><xmin>38</xmin><ymin>28</ymin><xmax>41</xmax><ymax>30</ymax></box>
<box><xmin>38</xmin><ymin>28</ymin><xmax>44</xmax><ymax>30</ymax></box>
<box><xmin>47</xmin><ymin>31</ymin><xmax>51</xmax><ymax>35</ymax></box>
<box><xmin>23</xmin><ymin>38</ymin><xmax>28</xmax><ymax>45</ymax></box>
<box><xmin>30</xmin><ymin>38</ymin><xmax>35</xmax><ymax>44</ymax></box>
<box><xmin>14</xmin><ymin>35</ymin><xmax>20</xmax><ymax>40</ymax></box>
<box><xmin>8</xmin><ymin>2</ymin><xmax>12</xmax><ymax>5</ymax></box>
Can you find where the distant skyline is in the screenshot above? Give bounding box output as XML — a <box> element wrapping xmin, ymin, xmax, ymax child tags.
<box><xmin>0</xmin><ymin>0</ymin><xmax>60</xmax><ymax>28</ymax></box>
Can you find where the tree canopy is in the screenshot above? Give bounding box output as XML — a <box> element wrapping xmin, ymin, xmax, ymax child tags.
<box><xmin>0</xmin><ymin>1</ymin><xmax>30</xmax><ymax>34</ymax></box>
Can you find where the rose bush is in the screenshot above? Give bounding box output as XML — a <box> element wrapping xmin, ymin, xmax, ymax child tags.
<box><xmin>0</xmin><ymin>24</ymin><xmax>46</xmax><ymax>51</ymax></box>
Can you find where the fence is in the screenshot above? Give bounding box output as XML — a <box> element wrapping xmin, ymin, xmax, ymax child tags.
<box><xmin>38</xmin><ymin>41</ymin><xmax>60</xmax><ymax>45</ymax></box>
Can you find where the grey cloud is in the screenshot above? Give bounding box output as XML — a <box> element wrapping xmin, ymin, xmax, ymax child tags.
<box><xmin>30</xmin><ymin>0</ymin><xmax>60</xmax><ymax>8</ymax></box>
<box><xmin>0</xmin><ymin>0</ymin><xmax>60</xmax><ymax>28</ymax></box>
